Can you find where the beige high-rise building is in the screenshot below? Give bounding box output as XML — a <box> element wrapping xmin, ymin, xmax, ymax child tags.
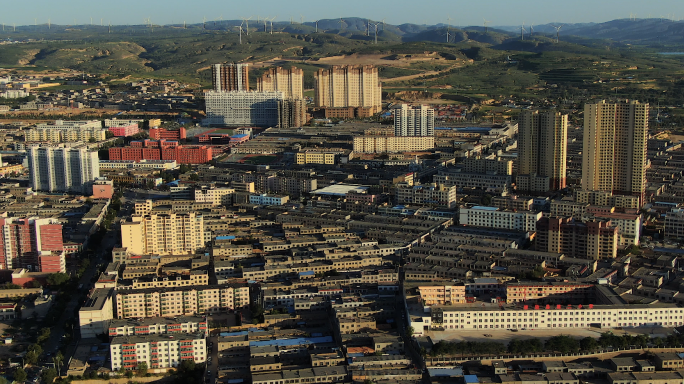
<box><xmin>212</xmin><ymin>63</ymin><xmax>249</xmax><ymax>91</ymax></box>
<box><xmin>517</xmin><ymin>110</ymin><xmax>568</xmax><ymax>193</ymax></box>
<box><xmin>582</xmin><ymin>100</ymin><xmax>648</xmax><ymax>204</ymax></box>
<box><xmin>121</xmin><ymin>212</ymin><xmax>205</xmax><ymax>255</ymax></box>
<box><xmin>257</xmin><ymin>67</ymin><xmax>304</xmax><ymax>99</ymax></box>
<box><xmin>314</xmin><ymin>65</ymin><xmax>382</xmax><ymax>116</ymax></box>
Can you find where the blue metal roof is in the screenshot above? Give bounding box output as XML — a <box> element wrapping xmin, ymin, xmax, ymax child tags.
<box><xmin>231</xmin><ymin>134</ymin><xmax>249</xmax><ymax>139</ymax></box>
<box><xmin>216</xmin><ymin>235</ymin><xmax>236</xmax><ymax>240</ymax></box>
<box><xmin>249</xmin><ymin>336</ymin><xmax>333</xmax><ymax>348</ymax></box>
<box><xmin>464</xmin><ymin>375</ymin><xmax>479</xmax><ymax>383</ymax></box>
<box><xmin>471</xmin><ymin>206</ymin><xmax>498</xmax><ymax>210</ymax></box>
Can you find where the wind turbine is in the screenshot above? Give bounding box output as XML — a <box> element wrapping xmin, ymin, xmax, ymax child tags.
<box><xmin>48</xmin><ymin>19</ymin><xmax>51</xmax><ymax>30</ymax></box>
<box><xmin>483</xmin><ymin>18</ymin><xmax>491</xmax><ymax>33</ymax></box>
<box><xmin>300</xmin><ymin>14</ymin><xmax>304</xmax><ymax>25</ymax></box>
<box><xmin>520</xmin><ymin>23</ymin><xmax>526</xmax><ymax>41</ymax></box>
<box><xmin>238</xmin><ymin>21</ymin><xmax>244</xmax><ymax>44</ymax></box>
<box><xmin>338</xmin><ymin>18</ymin><xmax>346</xmax><ymax>33</ymax></box>
<box><xmin>263</xmin><ymin>18</ymin><xmax>268</xmax><ymax>32</ymax></box>
<box><xmin>242</xmin><ymin>16</ymin><xmax>252</xmax><ymax>35</ymax></box>
<box><xmin>108</xmin><ymin>22</ymin><xmax>111</xmax><ymax>34</ymax></box>
<box><xmin>314</xmin><ymin>20</ymin><xmax>319</xmax><ymax>33</ymax></box>
<box><xmin>370</xmin><ymin>21</ymin><xmax>381</xmax><ymax>44</ymax></box>
<box><xmin>445</xmin><ymin>16</ymin><xmax>453</xmax><ymax>43</ymax></box>
<box><xmin>529</xmin><ymin>24</ymin><xmax>534</xmax><ymax>37</ymax></box>
<box><xmin>366</xmin><ymin>19</ymin><xmax>370</xmax><ymax>36</ymax></box>
<box><xmin>269</xmin><ymin>16</ymin><xmax>276</xmax><ymax>34</ymax></box>
<box><xmin>382</xmin><ymin>18</ymin><xmax>386</xmax><ymax>30</ymax></box>
<box><xmin>551</xmin><ymin>24</ymin><xmax>563</xmax><ymax>43</ymax></box>
<box><xmin>203</xmin><ymin>16</ymin><xmax>206</xmax><ymax>30</ymax></box>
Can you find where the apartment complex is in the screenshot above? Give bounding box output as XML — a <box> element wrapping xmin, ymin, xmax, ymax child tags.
<box><xmin>418</xmin><ymin>284</ymin><xmax>466</xmax><ymax>305</ymax></box>
<box><xmin>0</xmin><ymin>217</ymin><xmax>63</xmax><ymax>270</ymax></box>
<box><xmin>463</xmin><ymin>157</ymin><xmax>513</xmax><ymax>175</ymax></box>
<box><xmin>582</xmin><ymin>100</ymin><xmax>648</xmax><ymax>205</ymax></box>
<box><xmin>314</xmin><ymin>65</ymin><xmax>382</xmax><ymax>117</ymax></box>
<box><xmin>114</xmin><ymin>283</ymin><xmax>249</xmax><ymax>318</ymax></box>
<box><xmin>353</xmin><ymin>136</ymin><xmax>435</xmax><ymax>153</ymax></box>
<box><xmin>396</xmin><ymin>183</ymin><xmax>458</xmax><ymax>209</ymax></box>
<box><xmin>535</xmin><ymin>217</ymin><xmax>619</xmax><ymax>260</ymax></box>
<box><xmin>665</xmin><ymin>208</ymin><xmax>684</xmax><ymax>241</ymax></box>
<box><xmin>249</xmin><ymin>194</ymin><xmax>289</xmax><ymax>206</ymax></box>
<box><xmin>25</xmin><ymin>120</ymin><xmax>105</xmax><ymax>143</ymax></box>
<box><xmin>517</xmin><ymin>110</ymin><xmax>568</xmax><ymax>192</ymax></box>
<box><xmin>257</xmin><ymin>67</ymin><xmax>304</xmax><ymax>99</ymax></box>
<box><xmin>194</xmin><ymin>187</ymin><xmax>234</xmax><ymax>205</ymax></box>
<box><xmin>108</xmin><ymin>141</ymin><xmax>212</xmax><ymax>164</ymax></box>
<box><xmin>295</xmin><ymin>151</ymin><xmax>336</xmax><ymax>165</ymax></box>
<box><xmin>120</xmin><ymin>212</ymin><xmax>205</xmax><ymax>255</ymax></box>
<box><xmin>505</xmin><ymin>282</ymin><xmax>594</xmax><ymax>304</ymax></box>
<box><xmin>149</xmin><ymin>127</ymin><xmax>187</xmax><ymax>141</ymax></box>
<box><xmin>459</xmin><ymin>206</ymin><xmax>542</xmax><ymax>232</ymax></box>
<box><xmin>204</xmin><ymin>91</ymin><xmax>303</xmax><ymax>128</ymax></box>
<box><xmin>28</xmin><ymin>144</ymin><xmax>100</xmax><ymax>194</ymax></box>
<box><xmin>110</xmin><ymin>333</ymin><xmax>206</xmax><ymax>370</ymax></box>
<box><xmin>108</xmin><ymin>316</ymin><xmax>208</xmax><ymax>337</ymax></box>
<box><xmin>212</xmin><ymin>63</ymin><xmax>249</xmax><ymax>91</ymax></box>
<box><xmin>107</xmin><ymin>124</ymin><xmax>140</xmax><ymax>137</ymax></box>
<box><xmin>394</xmin><ymin>104</ymin><xmax>435</xmax><ymax>137</ymax></box>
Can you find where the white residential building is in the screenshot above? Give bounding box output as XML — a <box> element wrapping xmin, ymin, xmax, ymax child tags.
<box><xmin>458</xmin><ymin>206</ymin><xmax>542</xmax><ymax>232</ymax></box>
<box><xmin>249</xmin><ymin>194</ymin><xmax>289</xmax><ymax>206</ymax></box>
<box><xmin>27</xmin><ymin>144</ymin><xmax>100</xmax><ymax>194</ymax></box>
<box><xmin>204</xmin><ymin>91</ymin><xmax>283</xmax><ymax>127</ymax></box>
<box><xmin>194</xmin><ymin>187</ymin><xmax>235</xmax><ymax>206</ymax></box>
<box><xmin>110</xmin><ymin>333</ymin><xmax>206</xmax><ymax>371</ymax></box>
<box><xmin>394</xmin><ymin>104</ymin><xmax>435</xmax><ymax>137</ymax></box>
<box><xmin>396</xmin><ymin>183</ymin><xmax>458</xmax><ymax>209</ymax></box>
<box><xmin>78</xmin><ymin>288</ymin><xmax>114</xmax><ymax>339</ymax></box>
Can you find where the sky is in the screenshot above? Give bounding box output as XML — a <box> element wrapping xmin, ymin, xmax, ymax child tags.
<box><xmin>3</xmin><ymin>0</ymin><xmax>684</xmax><ymax>27</ymax></box>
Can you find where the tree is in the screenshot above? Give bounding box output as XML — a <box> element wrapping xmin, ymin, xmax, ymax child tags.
<box><xmin>136</xmin><ymin>362</ymin><xmax>148</xmax><ymax>376</ymax></box>
<box><xmin>0</xmin><ymin>375</ymin><xmax>9</xmax><ymax>384</ymax></box>
<box><xmin>41</xmin><ymin>368</ymin><xmax>57</xmax><ymax>383</ymax></box>
<box><xmin>580</xmin><ymin>337</ymin><xmax>599</xmax><ymax>352</ymax></box>
<box><xmin>24</xmin><ymin>350</ymin><xmax>39</xmax><ymax>365</ymax></box>
<box><xmin>28</xmin><ymin>281</ymin><xmax>42</xmax><ymax>289</ymax></box>
<box><xmin>37</xmin><ymin>327</ymin><xmax>51</xmax><ymax>344</ymax></box>
<box><xmin>46</xmin><ymin>273</ymin><xmax>70</xmax><ymax>287</ymax></box>
<box><xmin>406</xmin><ymin>326</ymin><xmax>415</xmax><ymax>338</ymax></box>
<box><xmin>54</xmin><ymin>351</ymin><xmax>64</xmax><ymax>375</ymax></box>
<box><xmin>125</xmin><ymin>370</ymin><xmax>134</xmax><ymax>378</ymax></box>
<box><xmin>189</xmin><ymin>173</ymin><xmax>200</xmax><ymax>181</ymax></box>
<box><xmin>14</xmin><ymin>367</ymin><xmax>27</xmax><ymax>382</ymax></box>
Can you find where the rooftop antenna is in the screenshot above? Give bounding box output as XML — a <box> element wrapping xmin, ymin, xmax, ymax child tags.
<box><xmin>338</xmin><ymin>18</ymin><xmax>346</xmax><ymax>33</ymax></box>
<box><xmin>483</xmin><ymin>18</ymin><xmax>491</xmax><ymax>33</ymax></box>
<box><xmin>551</xmin><ymin>24</ymin><xmax>563</xmax><ymax>43</ymax></box>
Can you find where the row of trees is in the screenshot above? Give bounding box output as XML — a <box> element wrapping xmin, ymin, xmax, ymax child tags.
<box><xmin>430</xmin><ymin>332</ymin><xmax>684</xmax><ymax>357</ymax></box>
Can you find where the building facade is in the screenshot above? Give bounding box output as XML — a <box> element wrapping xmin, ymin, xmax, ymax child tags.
<box><xmin>121</xmin><ymin>213</ymin><xmax>205</xmax><ymax>255</ymax></box>
<box><xmin>396</xmin><ymin>183</ymin><xmax>457</xmax><ymax>209</ymax></box>
<box><xmin>582</xmin><ymin>100</ymin><xmax>648</xmax><ymax>205</ymax></box>
<box><xmin>114</xmin><ymin>283</ymin><xmax>249</xmax><ymax>318</ymax></box>
<box><xmin>108</xmin><ymin>144</ymin><xmax>212</xmax><ymax>165</ymax></box>
<box><xmin>459</xmin><ymin>206</ymin><xmax>542</xmax><ymax>232</ymax></box>
<box><xmin>149</xmin><ymin>127</ymin><xmax>187</xmax><ymax>141</ymax></box>
<box><xmin>28</xmin><ymin>145</ymin><xmax>100</xmax><ymax>194</ymax></box>
<box><xmin>394</xmin><ymin>104</ymin><xmax>435</xmax><ymax>137</ymax></box>
<box><xmin>314</xmin><ymin>65</ymin><xmax>382</xmax><ymax>115</ymax></box>
<box><xmin>257</xmin><ymin>67</ymin><xmax>304</xmax><ymax>99</ymax></box>
<box><xmin>0</xmin><ymin>217</ymin><xmax>63</xmax><ymax>271</ymax></box>
<box><xmin>536</xmin><ymin>217</ymin><xmax>619</xmax><ymax>260</ymax></box>
<box><xmin>212</xmin><ymin>63</ymin><xmax>249</xmax><ymax>91</ymax></box>
<box><xmin>353</xmin><ymin>136</ymin><xmax>434</xmax><ymax>153</ymax></box>
<box><xmin>110</xmin><ymin>333</ymin><xmax>206</xmax><ymax>370</ymax></box>
<box><xmin>517</xmin><ymin>110</ymin><xmax>568</xmax><ymax>193</ymax></box>
<box><xmin>204</xmin><ymin>91</ymin><xmax>284</xmax><ymax>127</ymax></box>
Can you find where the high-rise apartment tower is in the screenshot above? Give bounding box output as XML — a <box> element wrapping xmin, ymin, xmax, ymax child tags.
<box><xmin>517</xmin><ymin>110</ymin><xmax>568</xmax><ymax>193</ymax></box>
<box><xmin>212</xmin><ymin>63</ymin><xmax>249</xmax><ymax>92</ymax></box>
<box><xmin>314</xmin><ymin>65</ymin><xmax>382</xmax><ymax>115</ymax></box>
<box><xmin>394</xmin><ymin>104</ymin><xmax>435</xmax><ymax>137</ymax></box>
<box><xmin>582</xmin><ymin>100</ymin><xmax>648</xmax><ymax>204</ymax></box>
<box><xmin>28</xmin><ymin>145</ymin><xmax>100</xmax><ymax>194</ymax></box>
<box><xmin>257</xmin><ymin>67</ymin><xmax>304</xmax><ymax>99</ymax></box>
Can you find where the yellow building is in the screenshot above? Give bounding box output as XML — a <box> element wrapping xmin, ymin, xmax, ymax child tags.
<box><xmin>314</xmin><ymin>65</ymin><xmax>382</xmax><ymax>115</ymax></box>
<box><xmin>582</xmin><ymin>100</ymin><xmax>648</xmax><ymax>205</ymax></box>
<box><xmin>257</xmin><ymin>67</ymin><xmax>304</xmax><ymax>99</ymax></box>
<box><xmin>295</xmin><ymin>152</ymin><xmax>336</xmax><ymax>165</ymax></box>
<box><xmin>353</xmin><ymin>136</ymin><xmax>434</xmax><ymax>153</ymax></box>
<box><xmin>418</xmin><ymin>284</ymin><xmax>466</xmax><ymax>305</ymax></box>
<box><xmin>121</xmin><ymin>212</ymin><xmax>205</xmax><ymax>255</ymax></box>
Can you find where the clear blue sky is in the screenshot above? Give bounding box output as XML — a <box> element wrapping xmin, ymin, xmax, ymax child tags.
<box><xmin>4</xmin><ymin>0</ymin><xmax>683</xmax><ymax>26</ymax></box>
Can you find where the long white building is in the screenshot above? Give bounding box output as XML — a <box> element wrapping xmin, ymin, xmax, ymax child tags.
<box><xmin>204</xmin><ymin>91</ymin><xmax>283</xmax><ymax>127</ymax></box>
<box><xmin>459</xmin><ymin>206</ymin><xmax>542</xmax><ymax>232</ymax></box>
<box><xmin>27</xmin><ymin>144</ymin><xmax>100</xmax><ymax>194</ymax></box>
<box><xmin>394</xmin><ymin>104</ymin><xmax>435</xmax><ymax>137</ymax></box>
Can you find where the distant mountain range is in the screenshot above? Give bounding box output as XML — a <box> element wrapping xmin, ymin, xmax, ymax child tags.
<box><xmin>4</xmin><ymin>17</ymin><xmax>684</xmax><ymax>45</ymax></box>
